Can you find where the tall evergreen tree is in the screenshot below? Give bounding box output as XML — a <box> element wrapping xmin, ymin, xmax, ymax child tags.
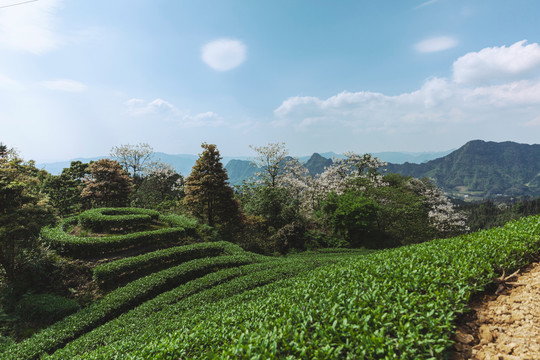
<box><xmin>184</xmin><ymin>143</ymin><xmax>241</xmax><ymax>228</ymax></box>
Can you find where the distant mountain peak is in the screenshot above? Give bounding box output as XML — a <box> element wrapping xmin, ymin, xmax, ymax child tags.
<box><xmin>305</xmin><ymin>153</ymin><xmax>333</xmax><ymax>176</ymax></box>
<box><xmin>385</xmin><ymin>140</ymin><xmax>540</xmax><ymax>200</ymax></box>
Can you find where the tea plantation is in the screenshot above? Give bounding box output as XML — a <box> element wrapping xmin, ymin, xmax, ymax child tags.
<box><xmin>1</xmin><ymin>208</ymin><xmax>539</xmax><ymax>359</ymax></box>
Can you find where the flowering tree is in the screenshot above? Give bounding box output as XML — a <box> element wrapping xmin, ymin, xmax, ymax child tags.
<box><xmin>110</xmin><ymin>143</ymin><xmax>155</xmax><ymax>182</ymax></box>
<box><xmin>249</xmin><ymin>142</ymin><xmax>289</xmax><ymax>187</ymax></box>
<box><xmin>409</xmin><ymin>178</ymin><xmax>469</xmax><ymax>236</ymax></box>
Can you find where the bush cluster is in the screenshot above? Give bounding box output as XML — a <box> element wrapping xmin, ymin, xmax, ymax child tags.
<box><xmin>51</xmin><ymin>215</ymin><xmax>540</xmax><ymax>360</ymax></box>
<box><xmin>93</xmin><ymin>241</ymin><xmax>245</xmax><ymax>288</ymax></box>
<box><xmin>41</xmin><ymin>225</ymin><xmax>187</xmax><ymax>258</ymax></box>
<box><xmin>78</xmin><ymin>208</ymin><xmax>159</xmax><ymax>233</ymax></box>
<box><xmin>43</xmin><ymin>258</ymin><xmax>330</xmax><ymax>359</ymax></box>
<box><xmin>1</xmin><ymin>254</ymin><xmax>258</xmax><ymax>359</ymax></box>
<box><xmin>15</xmin><ymin>294</ymin><xmax>80</xmax><ymax>325</ymax></box>
<box><xmin>41</xmin><ymin>209</ymin><xmax>199</xmax><ymax>258</ymax></box>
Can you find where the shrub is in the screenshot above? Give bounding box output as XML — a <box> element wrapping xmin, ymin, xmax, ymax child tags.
<box><xmin>78</xmin><ymin>208</ymin><xmax>160</xmax><ymax>233</ymax></box>
<box><xmin>2</xmin><ymin>254</ymin><xmax>257</xmax><ymax>359</ymax></box>
<box><xmin>77</xmin><ymin>215</ymin><xmax>540</xmax><ymax>359</ymax></box>
<box><xmin>41</xmin><ymin>225</ymin><xmax>187</xmax><ymax>258</ymax></box>
<box><xmin>15</xmin><ymin>294</ymin><xmax>80</xmax><ymax>325</ymax></box>
<box><xmin>41</xmin><ymin>211</ymin><xmax>199</xmax><ymax>258</ymax></box>
<box><xmin>93</xmin><ymin>241</ymin><xmax>245</xmax><ymax>288</ymax></box>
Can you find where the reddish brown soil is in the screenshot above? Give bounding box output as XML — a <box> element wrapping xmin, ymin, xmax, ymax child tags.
<box><xmin>452</xmin><ymin>261</ymin><xmax>540</xmax><ymax>360</ymax></box>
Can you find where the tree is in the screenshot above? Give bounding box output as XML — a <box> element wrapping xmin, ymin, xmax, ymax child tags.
<box><xmin>0</xmin><ymin>147</ymin><xmax>55</xmax><ymax>283</ymax></box>
<box><xmin>132</xmin><ymin>163</ymin><xmax>184</xmax><ymax>209</ymax></box>
<box><xmin>81</xmin><ymin>159</ymin><xmax>133</xmax><ymax>208</ymax></box>
<box><xmin>411</xmin><ymin>177</ymin><xmax>468</xmax><ymax>236</ymax></box>
<box><xmin>320</xmin><ymin>189</ymin><xmax>378</xmax><ymax>247</ymax></box>
<box><xmin>110</xmin><ymin>143</ymin><xmax>154</xmax><ymax>183</ymax></box>
<box><xmin>42</xmin><ymin>161</ymin><xmax>90</xmax><ymax>215</ymax></box>
<box><xmin>184</xmin><ymin>143</ymin><xmax>241</xmax><ymax>228</ymax></box>
<box><xmin>249</xmin><ymin>142</ymin><xmax>289</xmax><ymax>187</ymax></box>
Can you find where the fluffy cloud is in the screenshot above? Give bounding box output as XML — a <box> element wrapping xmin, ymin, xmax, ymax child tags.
<box><xmin>453</xmin><ymin>40</ymin><xmax>540</xmax><ymax>84</ymax></box>
<box><xmin>126</xmin><ymin>98</ymin><xmax>178</xmax><ymax>117</ymax></box>
<box><xmin>39</xmin><ymin>79</ymin><xmax>87</xmax><ymax>92</ymax></box>
<box><xmin>274</xmin><ymin>41</ymin><xmax>540</xmax><ymax>135</ymax></box>
<box><xmin>125</xmin><ymin>98</ymin><xmax>224</xmax><ymax>127</ymax></box>
<box><xmin>0</xmin><ymin>0</ymin><xmax>62</xmax><ymax>54</ymax></box>
<box><xmin>415</xmin><ymin>36</ymin><xmax>458</xmax><ymax>53</ymax></box>
<box><xmin>201</xmin><ymin>39</ymin><xmax>247</xmax><ymax>71</ymax></box>
<box><xmin>274</xmin><ymin>68</ymin><xmax>540</xmax><ymax>134</ymax></box>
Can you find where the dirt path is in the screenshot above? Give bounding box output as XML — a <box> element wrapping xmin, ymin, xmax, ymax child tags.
<box><xmin>452</xmin><ymin>260</ymin><xmax>540</xmax><ymax>360</ymax></box>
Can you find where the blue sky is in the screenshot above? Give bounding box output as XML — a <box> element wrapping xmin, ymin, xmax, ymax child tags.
<box><xmin>1</xmin><ymin>0</ymin><xmax>540</xmax><ymax>162</ymax></box>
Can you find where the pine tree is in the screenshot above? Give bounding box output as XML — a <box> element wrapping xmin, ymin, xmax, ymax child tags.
<box><xmin>184</xmin><ymin>143</ymin><xmax>241</xmax><ymax>228</ymax></box>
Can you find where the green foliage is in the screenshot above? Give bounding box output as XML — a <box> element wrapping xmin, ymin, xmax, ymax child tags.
<box><xmin>461</xmin><ymin>196</ymin><xmax>540</xmax><ymax>232</ymax></box>
<box><xmin>3</xmin><ymin>216</ymin><xmax>539</xmax><ymax>359</ymax></box>
<box><xmin>42</xmin><ymin>223</ymin><xmax>185</xmax><ymax>258</ymax></box>
<box><xmin>93</xmin><ymin>241</ymin><xmax>244</xmax><ymax>288</ymax></box>
<box><xmin>242</xmin><ymin>185</ymin><xmax>299</xmax><ymax>229</ymax></box>
<box><xmin>0</xmin><ymin>336</ymin><xmax>13</xmax><ymax>353</ymax></box>
<box><xmin>78</xmin><ymin>207</ymin><xmax>160</xmax><ymax>233</ymax></box>
<box><xmin>81</xmin><ymin>159</ymin><xmax>133</xmax><ymax>208</ymax></box>
<box><xmin>42</xmin><ymin>257</ymin><xmax>333</xmax><ymax>359</ymax></box>
<box><xmin>15</xmin><ymin>294</ymin><xmax>80</xmax><ymax>325</ymax></box>
<box><xmin>320</xmin><ymin>190</ymin><xmax>378</xmax><ymax>247</ymax></box>
<box><xmin>0</xmin><ymin>148</ymin><xmax>56</xmax><ymax>283</ymax></box>
<box><xmin>131</xmin><ymin>166</ymin><xmax>184</xmax><ymax>209</ymax></box>
<box><xmin>94</xmin><ymin>215</ymin><xmax>539</xmax><ymax>360</ymax></box>
<box><xmin>385</xmin><ymin>140</ymin><xmax>540</xmax><ymax>199</ymax></box>
<box><xmin>41</xmin><ymin>161</ymin><xmax>89</xmax><ymax>215</ymax></box>
<box><xmin>41</xmin><ymin>210</ymin><xmax>198</xmax><ymax>257</ymax></box>
<box><xmin>184</xmin><ymin>143</ymin><xmax>243</xmax><ymax>238</ymax></box>
<box><xmin>2</xmin><ymin>254</ymin><xmax>259</xmax><ymax>359</ymax></box>
<box><xmin>368</xmin><ymin>174</ymin><xmax>435</xmax><ymax>246</ymax></box>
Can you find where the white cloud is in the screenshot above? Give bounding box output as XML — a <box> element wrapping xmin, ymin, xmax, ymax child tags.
<box><xmin>39</xmin><ymin>79</ymin><xmax>87</xmax><ymax>92</ymax></box>
<box><xmin>0</xmin><ymin>0</ymin><xmax>62</xmax><ymax>54</ymax></box>
<box><xmin>453</xmin><ymin>40</ymin><xmax>540</xmax><ymax>84</ymax></box>
<box><xmin>274</xmin><ymin>77</ymin><xmax>540</xmax><ymax>133</ymax></box>
<box><xmin>414</xmin><ymin>0</ymin><xmax>440</xmax><ymax>10</ymax></box>
<box><xmin>127</xmin><ymin>98</ymin><xmax>178</xmax><ymax>116</ymax></box>
<box><xmin>523</xmin><ymin>116</ymin><xmax>540</xmax><ymax>127</ymax></box>
<box><xmin>201</xmin><ymin>39</ymin><xmax>247</xmax><ymax>71</ymax></box>
<box><xmin>125</xmin><ymin>98</ymin><xmax>224</xmax><ymax>127</ymax></box>
<box><xmin>415</xmin><ymin>36</ymin><xmax>458</xmax><ymax>53</ymax></box>
<box><xmin>274</xmin><ymin>41</ymin><xmax>540</xmax><ymax>138</ymax></box>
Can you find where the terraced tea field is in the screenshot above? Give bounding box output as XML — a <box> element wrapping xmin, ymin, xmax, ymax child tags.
<box><xmin>1</xmin><ymin>209</ymin><xmax>539</xmax><ymax>359</ymax></box>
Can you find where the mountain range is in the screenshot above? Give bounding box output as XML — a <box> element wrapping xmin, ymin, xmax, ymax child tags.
<box><xmin>38</xmin><ymin>150</ymin><xmax>451</xmax><ymax>178</ymax></box>
<box><xmin>385</xmin><ymin>140</ymin><xmax>540</xmax><ymax>200</ymax></box>
<box><xmin>36</xmin><ymin>141</ymin><xmax>540</xmax><ymax>200</ymax></box>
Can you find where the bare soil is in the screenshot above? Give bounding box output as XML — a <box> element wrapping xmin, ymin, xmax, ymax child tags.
<box><xmin>452</xmin><ymin>260</ymin><xmax>540</xmax><ymax>360</ymax></box>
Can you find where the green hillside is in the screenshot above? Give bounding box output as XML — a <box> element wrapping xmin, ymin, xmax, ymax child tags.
<box><xmin>385</xmin><ymin>140</ymin><xmax>540</xmax><ymax>200</ymax></box>
<box><xmin>2</xmin><ymin>209</ymin><xmax>539</xmax><ymax>359</ymax></box>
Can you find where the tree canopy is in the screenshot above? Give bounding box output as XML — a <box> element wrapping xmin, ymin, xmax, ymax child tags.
<box><xmin>81</xmin><ymin>159</ymin><xmax>133</xmax><ymax>208</ymax></box>
<box><xmin>0</xmin><ymin>147</ymin><xmax>55</xmax><ymax>283</ymax></box>
<box><xmin>184</xmin><ymin>143</ymin><xmax>241</xmax><ymax>229</ymax></box>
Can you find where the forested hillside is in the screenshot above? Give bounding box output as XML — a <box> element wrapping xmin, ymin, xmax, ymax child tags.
<box><xmin>385</xmin><ymin>140</ymin><xmax>540</xmax><ymax>200</ymax></box>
